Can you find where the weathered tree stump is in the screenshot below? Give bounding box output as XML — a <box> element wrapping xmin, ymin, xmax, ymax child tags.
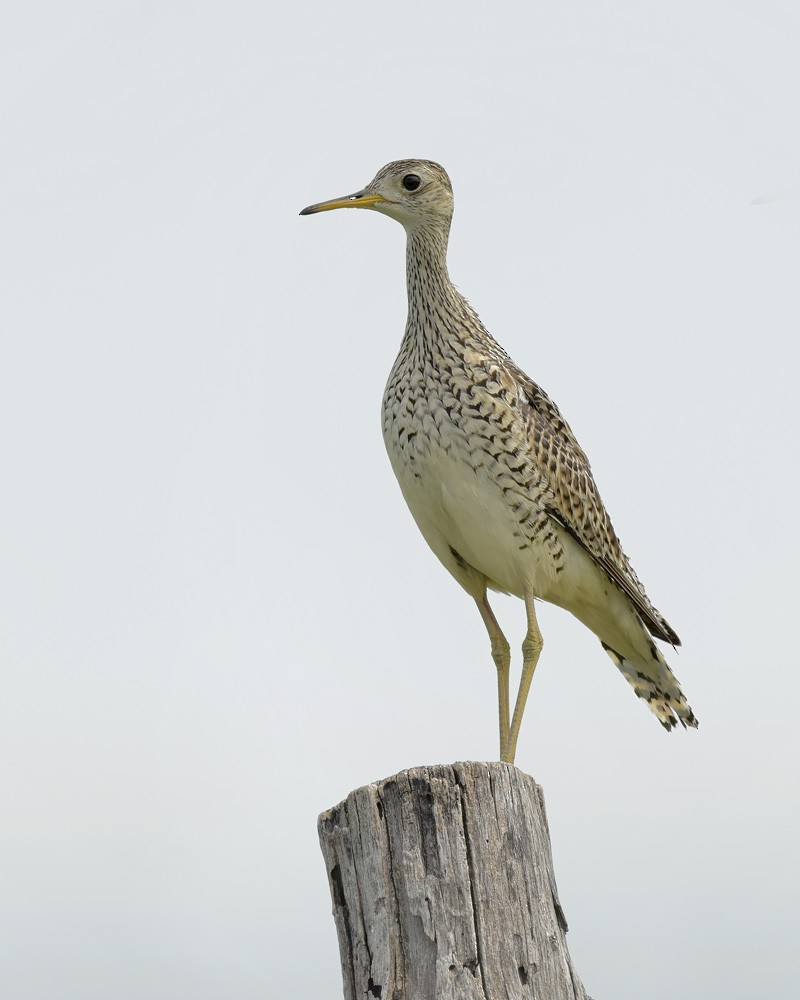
<box><xmin>318</xmin><ymin>761</ymin><xmax>590</xmax><ymax>1000</ymax></box>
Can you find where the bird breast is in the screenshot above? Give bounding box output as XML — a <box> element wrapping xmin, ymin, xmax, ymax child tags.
<box><xmin>381</xmin><ymin>353</ymin><xmax>563</xmax><ymax>598</ymax></box>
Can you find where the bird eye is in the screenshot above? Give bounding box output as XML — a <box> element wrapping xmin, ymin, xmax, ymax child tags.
<box><xmin>402</xmin><ymin>174</ymin><xmax>422</xmax><ymax>191</ymax></box>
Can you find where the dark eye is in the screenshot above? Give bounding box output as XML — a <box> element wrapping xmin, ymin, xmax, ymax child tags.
<box><xmin>402</xmin><ymin>173</ymin><xmax>421</xmax><ymax>191</ymax></box>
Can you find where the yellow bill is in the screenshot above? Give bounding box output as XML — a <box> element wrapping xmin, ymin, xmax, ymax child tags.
<box><xmin>299</xmin><ymin>191</ymin><xmax>388</xmax><ymax>216</ymax></box>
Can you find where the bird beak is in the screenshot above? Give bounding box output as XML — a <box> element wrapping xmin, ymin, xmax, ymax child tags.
<box><xmin>299</xmin><ymin>190</ymin><xmax>388</xmax><ymax>216</ymax></box>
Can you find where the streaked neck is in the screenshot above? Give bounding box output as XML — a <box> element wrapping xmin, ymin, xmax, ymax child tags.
<box><xmin>405</xmin><ymin>223</ymin><xmax>460</xmax><ymax>330</ymax></box>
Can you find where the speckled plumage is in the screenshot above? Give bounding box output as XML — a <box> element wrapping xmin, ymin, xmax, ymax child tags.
<box><xmin>301</xmin><ymin>159</ymin><xmax>697</xmax><ymax>762</ymax></box>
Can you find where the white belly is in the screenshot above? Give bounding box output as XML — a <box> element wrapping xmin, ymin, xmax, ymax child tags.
<box><xmin>388</xmin><ymin>441</ymin><xmax>657</xmax><ymax>659</ymax></box>
<box><xmin>385</xmin><ymin>435</ymin><xmax>559</xmax><ymax>600</ymax></box>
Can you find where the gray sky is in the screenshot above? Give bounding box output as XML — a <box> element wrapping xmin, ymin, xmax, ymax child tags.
<box><xmin>2</xmin><ymin>2</ymin><xmax>799</xmax><ymax>997</ymax></box>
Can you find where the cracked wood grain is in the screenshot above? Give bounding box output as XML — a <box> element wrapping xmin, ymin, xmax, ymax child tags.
<box><xmin>318</xmin><ymin>761</ymin><xmax>591</xmax><ymax>1000</ymax></box>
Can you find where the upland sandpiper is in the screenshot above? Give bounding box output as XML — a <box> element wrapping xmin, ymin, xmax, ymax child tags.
<box><xmin>301</xmin><ymin>160</ymin><xmax>697</xmax><ymax>764</ymax></box>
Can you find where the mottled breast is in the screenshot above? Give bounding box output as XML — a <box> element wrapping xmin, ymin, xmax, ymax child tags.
<box><xmin>381</xmin><ymin>345</ymin><xmax>564</xmax><ymax>596</ymax></box>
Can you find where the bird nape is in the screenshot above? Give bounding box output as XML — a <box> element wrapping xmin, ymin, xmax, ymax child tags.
<box><xmin>300</xmin><ymin>159</ymin><xmax>697</xmax><ymax>764</ymax></box>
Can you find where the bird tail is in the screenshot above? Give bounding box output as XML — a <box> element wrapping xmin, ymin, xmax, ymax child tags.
<box><xmin>600</xmin><ymin>640</ymin><xmax>698</xmax><ymax>730</ymax></box>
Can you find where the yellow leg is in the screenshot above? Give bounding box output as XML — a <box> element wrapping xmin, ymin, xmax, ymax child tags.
<box><xmin>475</xmin><ymin>593</ymin><xmax>510</xmax><ymax>760</ymax></box>
<box><xmin>503</xmin><ymin>589</ymin><xmax>543</xmax><ymax>765</ymax></box>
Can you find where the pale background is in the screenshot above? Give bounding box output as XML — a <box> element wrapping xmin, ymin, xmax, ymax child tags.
<box><xmin>2</xmin><ymin>3</ymin><xmax>799</xmax><ymax>998</ymax></box>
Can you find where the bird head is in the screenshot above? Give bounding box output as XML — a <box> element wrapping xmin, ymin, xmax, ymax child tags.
<box><xmin>300</xmin><ymin>159</ymin><xmax>454</xmax><ymax>232</ymax></box>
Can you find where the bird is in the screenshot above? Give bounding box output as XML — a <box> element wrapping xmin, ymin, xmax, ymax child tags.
<box><xmin>300</xmin><ymin>159</ymin><xmax>697</xmax><ymax>764</ymax></box>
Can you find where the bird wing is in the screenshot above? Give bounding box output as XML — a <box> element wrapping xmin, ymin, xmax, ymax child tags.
<box><xmin>508</xmin><ymin>363</ymin><xmax>680</xmax><ymax>646</ymax></box>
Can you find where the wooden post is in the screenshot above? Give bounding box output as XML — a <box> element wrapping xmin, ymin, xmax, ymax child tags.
<box><xmin>318</xmin><ymin>761</ymin><xmax>591</xmax><ymax>1000</ymax></box>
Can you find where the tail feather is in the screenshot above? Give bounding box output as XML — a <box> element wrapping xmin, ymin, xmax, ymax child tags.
<box><xmin>601</xmin><ymin>640</ymin><xmax>698</xmax><ymax>730</ymax></box>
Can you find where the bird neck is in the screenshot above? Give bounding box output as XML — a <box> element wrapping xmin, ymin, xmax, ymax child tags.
<box><xmin>404</xmin><ymin>223</ymin><xmax>463</xmax><ymax>339</ymax></box>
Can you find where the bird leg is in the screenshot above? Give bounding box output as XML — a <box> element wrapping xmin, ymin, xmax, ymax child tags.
<box><xmin>475</xmin><ymin>593</ymin><xmax>511</xmax><ymax>759</ymax></box>
<box><xmin>503</xmin><ymin>589</ymin><xmax>543</xmax><ymax>765</ymax></box>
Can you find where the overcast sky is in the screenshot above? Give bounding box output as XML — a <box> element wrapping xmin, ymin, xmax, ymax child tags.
<box><xmin>2</xmin><ymin>3</ymin><xmax>799</xmax><ymax>998</ymax></box>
